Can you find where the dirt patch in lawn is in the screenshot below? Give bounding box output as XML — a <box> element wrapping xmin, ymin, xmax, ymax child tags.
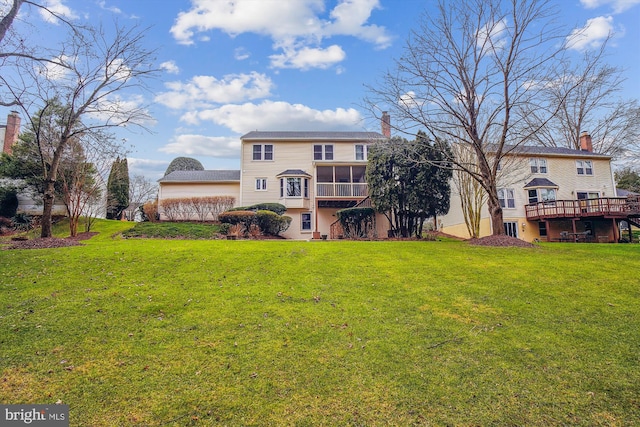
<box><xmin>468</xmin><ymin>235</ymin><xmax>535</xmax><ymax>247</ymax></box>
<box><xmin>2</xmin><ymin>232</ymin><xmax>99</xmax><ymax>250</ymax></box>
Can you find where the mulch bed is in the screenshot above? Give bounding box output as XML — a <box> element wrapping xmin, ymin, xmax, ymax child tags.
<box><xmin>468</xmin><ymin>235</ymin><xmax>535</xmax><ymax>247</ymax></box>
<box><xmin>2</xmin><ymin>232</ymin><xmax>99</xmax><ymax>250</ymax></box>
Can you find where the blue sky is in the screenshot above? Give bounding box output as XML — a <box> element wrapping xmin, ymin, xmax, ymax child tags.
<box><xmin>3</xmin><ymin>0</ymin><xmax>639</xmax><ymax>180</ymax></box>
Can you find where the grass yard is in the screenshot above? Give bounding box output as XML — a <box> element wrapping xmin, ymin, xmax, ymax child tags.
<box><xmin>1</xmin><ymin>220</ymin><xmax>639</xmax><ymax>426</ymax></box>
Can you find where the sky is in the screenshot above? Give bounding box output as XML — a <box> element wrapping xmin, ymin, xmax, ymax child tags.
<box><xmin>2</xmin><ymin>0</ymin><xmax>639</xmax><ymax>180</ymax></box>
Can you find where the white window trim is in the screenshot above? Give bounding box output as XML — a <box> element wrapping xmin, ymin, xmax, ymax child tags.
<box><xmin>355</xmin><ymin>144</ymin><xmax>369</xmax><ymax>161</ymax></box>
<box><xmin>313</xmin><ymin>144</ymin><xmax>334</xmax><ymax>161</ymax></box>
<box><xmin>255</xmin><ymin>178</ymin><xmax>267</xmax><ymax>191</ymax></box>
<box><xmin>498</xmin><ymin>188</ymin><xmax>516</xmax><ymax>209</ymax></box>
<box><xmin>576</xmin><ymin>160</ymin><xmax>593</xmax><ymax>176</ymax></box>
<box><xmin>252</xmin><ymin>144</ymin><xmax>274</xmax><ymax>161</ymax></box>
<box><xmin>301</xmin><ymin>212</ymin><xmax>312</xmax><ymax>232</ymax></box>
<box><xmin>530</xmin><ymin>158</ymin><xmax>547</xmax><ymax>174</ymax></box>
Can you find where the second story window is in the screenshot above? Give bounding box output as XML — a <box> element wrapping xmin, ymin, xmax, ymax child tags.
<box><xmin>280</xmin><ymin>177</ymin><xmax>309</xmax><ymax>198</ymax></box>
<box><xmin>498</xmin><ymin>188</ymin><xmax>515</xmax><ymax>209</ymax></box>
<box><xmin>355</xmin><ymin>144</ymin><xmax>368</xmax><ymax>161</ymax></box>
<box><xmin>253</xmin><ymin>144</ymin><xmax>273</xmax><ymax>161</ymax></box>
<box><xmin>313</xmin><ymin>144</ymin><xmax>333</xmax><ymax>161</ymax></box>
<box><xmin>530</xmin><ymin>158</ymin><xmax>547</xmax><ymax>174</ymax></box>
<box><xmin>576</xmin><ymin>160</ymin><xmax>593</xmax><ymax>175</ymax></box>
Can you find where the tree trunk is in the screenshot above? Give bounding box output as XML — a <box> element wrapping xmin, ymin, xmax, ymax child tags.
<box><xmin>487</xmin><ymin>192</ymin><xmax>505</xmax><ymax>236</ymax></box>
<box><xmin>41</xmin><ymin>179</ymin><xmax>56</xmax><ymax>238</ymax></box>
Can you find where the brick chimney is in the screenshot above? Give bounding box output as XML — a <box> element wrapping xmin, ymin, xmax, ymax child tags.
<box><xmin>3</xmin><ymin>111</ymin><xmax>21</xmax><ymax>155</ymax></box>
<box><xmin>579</xmin><ymin>131</ymin><xmax>592</xmax><ymax>152</ymax></box>
<box><xmin>381</xmin><ymin>111</ymin><xmax>390</xmax><ymax>138</ymax></box>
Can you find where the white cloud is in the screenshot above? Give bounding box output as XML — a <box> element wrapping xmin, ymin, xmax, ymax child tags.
<box><xmin>234</xmin><ymin>47</ymin><xmax>250</xmax><ymax>61</ymax></box>
<box><xmin>566</xmin><ymin>16</ymin><xmax>615</xmax><ymax>50</ymax></box>
<box><xmin>160</xmin><ymin>61</ymin><xmax>180</xmax><ymax>75</ymax></box>
<box><xmin>155</xmin><ymin>72</ymin><xmax>274</xmax><ymax>110</ymax></box>
<box><xmin>477</xmin><ymin>18</ymin><xmax>508</xmax><ymax>52</ymax></box>
<box><xmin>37</xmin><ymin>54</ymin><xmax>72</xmax><ymax>81</ymax></box>
<box><xmin>40</xmin><ymin>0</ymin><xmax>79</xmax><ymax>23</ymax></box>
<box><xmin>169</xmin><ymin>0</ymin><xmax>391</xmax><ymax>70</ymax></box>
<box><xmin>97</xmin><ymin>1</ymin><xmax>122</xmax><ymax>14</ymax></box>
<box><xmin>580</xmin><ymin>0</ymin><xmax>640</xmax><ymax>13</ymax></box>
<box><xmin>269</xmin><ymin>44</ymin><xmax>346</xmax><ymax>70</ymax></box>
<box><xmin>128</xmin><ymin>157</ymin><xmax>169</xmax><ymax>178</ymax></box>
<box><xmin>181</xmin><ymin>100</ymin><xmax>363</xmax><ymax>134</ymax></box>
<box><xmin>159</xmin><ymin>134</ymin><xmax>241</xmax><ymax>158</ymax></box>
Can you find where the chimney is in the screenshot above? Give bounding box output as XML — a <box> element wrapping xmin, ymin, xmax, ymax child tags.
<box><xmin>3</xmin><ymin>111</ymin><xmax>21</xmax><ymax>155</ymax></box>
<box><xmin>579</xmin><ymin>131</ymin><xmax>592</xmax><ymax>152</ymax></box>
<box><xmin>381</xmin><ymin>111</ymin><xmax>390</xmax><ymax>138</ymax></box>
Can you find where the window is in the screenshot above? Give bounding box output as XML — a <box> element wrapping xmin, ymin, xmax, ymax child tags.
<box><xmin>280</xmin><ymin>177</ymin><xmax>309</xmax><ymax>198</ymax></box>
<box><xmin>540</xmin><ymin>188</ymin><xmax>556</xmax><ymax>202</ymax></box>
<box><xmin>255</xmin><ymin>178</ymin><xmax>267</xmax><ymax>191</ymax></box>
<box><xmin>313</xmin><ymin>144</ymin><xmax>333</xmax><ymax>161</ymax></box>
<box><xmin>538</xmin><ymin>222</ymin><xmax>547</xmax><ymax>237</ymax></box>
<box><xmin>253</xmin><ymin>144</ymin><xmax>273</xmax><ymax>161</ymax></box>
<box><xmin>301</xmin><ymin>212</ymin><xmax>312</xmax><ymax>231</ymax></box>
<box><xmin>355</xmin><ymin>144</ymin><xmax>368</xmax><ymax>161</ymax></box>
<box><xmin>498</xmin><ymin>188</ymin><xmax>515</xmax><ymax>209</ymax></box>
<box><xmin>530</xmin><ymin>158</ymin><xmax>547</xmax><ymax>174</ymax></box>
<box><xmin>576</xmin><ymin>160</ymin><xmax>593</xmax><ymax>175</ymax></box>
<box><xmin>504</xmin><ymin>222</ymin><xmax>518</xmax><ymax>238</ymax></box>
<box><xmin>528</xmin><ymin>188</ymin><xmax>556</xmax><ymax>204</ymax></box>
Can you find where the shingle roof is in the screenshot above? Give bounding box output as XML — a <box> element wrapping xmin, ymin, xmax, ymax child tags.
<box><xmin>524</xmin><ymin>178</ymin><xmax>559</xmax><ymax>188</ymax></box>
<box><xmin>502</xmin><ymin>144</ymin><xmax>610</xmax><ymax>158</ymax></box>
<box><xmin>276</xmin><ymin>169</ymin><xmax>312</xmax><ymax>177</ymax></box>
<box><xmin>158</xmin><ymin>170</ymin><xmax>240</xmax><ymax>183</ymax></box>
<box><xmin>241</xmin><ymin>131</ymin><xmax>385</xmax><ymax>141</ymax></box>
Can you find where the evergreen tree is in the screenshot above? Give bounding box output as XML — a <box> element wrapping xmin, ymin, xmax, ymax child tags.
<box><xmin>366</xmin><ymin>132</ymin><xmax>452</xmax><ymax>238</ymax></box>
<box><xmin>106</xmin><ymin>157</ymin><xmax>130</xmax><ymax>220</ymax></box>
<box><xmin>164</xmin><ymin>157</ymin><xmax>204</xmax><ymax>176</ymax></box>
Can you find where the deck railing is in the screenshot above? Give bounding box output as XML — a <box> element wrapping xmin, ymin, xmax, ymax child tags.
<box><xmin>316</xmin><ymin>183</ymin><xmax>368</xmax><ymax>198</ymax></box>
<box><xmin>525</xmin><ymin>197</ymin><xmax>633</xmax><ymax>220</ymax></box>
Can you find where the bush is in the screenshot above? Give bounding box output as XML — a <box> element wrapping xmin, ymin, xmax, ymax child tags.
<box><xmin>0</xmin><ymin>186</ymin><xmax>18</xmax><ymax>218</ymax></box>
<box><xmin>142</xmin><ymin>201</ymin><xmax>159</xmax><ymax>222</ymax></box>
<box><xmin>219</xmin><ymin>210</ymin><xmax>256</xmax><ymax>233</ymax></box>
<box><xmin>247</xmin><ymin>203</ymin><xmax>286</xmax><ymax>215</ymax></box>
<box><xmin>12</xmin><ymin>213</ymin><xmax>34</xmax><ymax>231</ymax></box>
<box><xmin>336</xmin><ymin>207</ymin><xmax>375</xmax><ymax>239</ymax></box>
<box><xmin>255</xmin><ymin>210</ymin><xmax>280</xmax><ymax>235</ymax></box>
<box><xmin>218</xmin><ymin>223</ymin><xmax>232</xmax><ymax>235</ymax></box>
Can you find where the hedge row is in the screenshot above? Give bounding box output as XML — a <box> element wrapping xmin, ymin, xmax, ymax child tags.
<box><xmin>159</xmin><ymin>196</ymin><xmax>236</xmax><ymax>222</ymax></box>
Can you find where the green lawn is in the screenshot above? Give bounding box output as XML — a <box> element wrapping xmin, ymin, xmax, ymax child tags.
<box><xmin>1</xmin><ymin>220</ymin><xmax>639</xmax><ymax>426</ymax></box>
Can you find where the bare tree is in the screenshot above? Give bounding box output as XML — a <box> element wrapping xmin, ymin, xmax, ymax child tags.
<box><xmin>525</xmin><ymin>40</ymin><xmax>640</xmax><ymax>157</ymax></box>
<box><xmin>59</xmin><ymin>136</ymin><xmax>117</xmax><ymax>237</ymax></box>
<box><xmin>126</xmin><ymin>174</ymin><xmax>157</xmax><ymax>221</ymax></box>
<box><xmin>365</xmin><ymin>0</ymin><xmax>577</xmax><ymax>236</ymax></box>
<box><xmin>0</xmin><ymin>21</ymin><xmax>157</xmax><ymax>237</ymax></box>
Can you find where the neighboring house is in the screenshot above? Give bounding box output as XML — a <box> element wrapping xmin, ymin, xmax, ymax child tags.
<box><xmin>441</xmin><ymin>132</ymin><xmax>640</xmax><ymax>242</ymax></box>
<box><xmin>157</xmin><ymin>170</ymin><xmax>241</xmax><ymax>220</ymax></box>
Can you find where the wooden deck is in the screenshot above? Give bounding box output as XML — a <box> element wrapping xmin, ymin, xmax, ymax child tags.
<box><xmin>525</xmin><ymin>197</ymin><xmax>640</xmax><ymax>221</ymax></box>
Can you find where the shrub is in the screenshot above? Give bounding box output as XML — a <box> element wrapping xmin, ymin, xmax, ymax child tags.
<box><xmin>247</xmin><ymin>203</ymin><xmax>286</xmax><ymax>215</ymax></box>
<box><xmin>0</xmin><ymin>186</ymin><xmax>18</xmax><ymax>218</ymax></box>
<box><xmin>254</xmin><ymin>210</ymin><xmax>292</xmax><ymax>236</ymax></box>
<box><xmin>218</xmin><ymin>223</ymin><xmax>232</xmax><ymax>235</ymax></box>
<box><xmin>219</xmin><ymin>210</ymin><xmax>256</xmax><ymax>233</ymax></box>
<box><xmin>142</xmin><ymin>201</ymin><xmax>159</xmax><ymax>222</ymax></box>
<box><xmin>336</xmin><ymin>207</ymin><xmax>375</xmax><ymax>239</ymax></box>
<box><xmin>12</xmin><ymin>213</ymin><xmax>34</xmax><ymax>231</ymax></box>
<box><xmin>276</xmin><ymin>215</ymin><xmax>292</xmax><ymax>235</ymax></box>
